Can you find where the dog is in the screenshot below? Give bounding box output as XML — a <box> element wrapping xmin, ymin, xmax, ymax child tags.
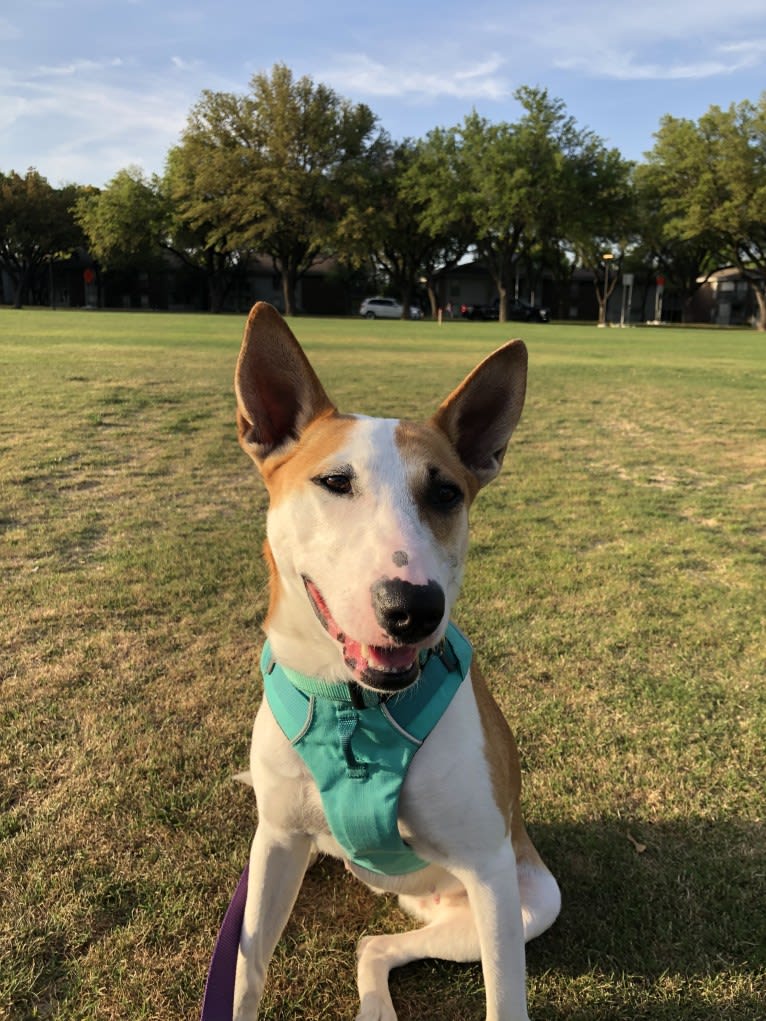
<box><xmin>232</xmin><ymin>302</ymin><xmax>560</xmax><ymax>1021</ymax></box>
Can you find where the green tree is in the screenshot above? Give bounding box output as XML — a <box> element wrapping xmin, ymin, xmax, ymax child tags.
<box><xmin>0</xmin><ymin>169</ymin><xmax>85</xmax><ymax>308</ymax></box>
<box><xmin>163</xmin><ymin>145</ymin><xmax>249</xmax><ymax>313</ymax></box>
<box><xmin>73</xmin><ymin>166</ymin><xmax>173</xmax><ymax>309</ymax></box>
<box><xmin>175</xmin><ymin>63</ymin><xmax>379</xmax><ymax>315</ymax></box>
<box><xmin>73</xmin><ymin>166</ymin><xmax>167</xmax><ymax>272</ymax></box>
<box><xmin>634</xmin><ymin>140</ymin><xmax>719</xmax><ymax>323</ymax></box>
<box><xmin>365</xmin><ymin>138</ymin><xmax>470</xmax><ymax>318</ymax></box>
<box><xmin>411</xmin><ymin>112</ymin><xmax>525</xmax><ymax>322</ymax></box>
<box><xmin>399</xmin><ymin>139</ymin><xmax>472</xmax><ymax>317</ymax></box>
<box><xmin>642</xmin><ymin>98</ymin><xmax>766</xmax><ymax>329</ymax></box>
<box><xmin>410</xmin><ymin>88</ymin><xmax>622</xmax><ymax>322</ymax></box>
<box><xmin>566</xmin><ymin>140</ymin><xmax>636</xmax><ymax>325</ymax></box>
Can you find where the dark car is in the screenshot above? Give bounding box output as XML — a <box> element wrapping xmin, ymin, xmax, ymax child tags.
<box><xmin>460</xmin><ymin>298</ymin><xmax>550</xmax><ymax>322</ymax></box>
<box><xmin>459</xmin><ymin>302</ymin><xmax>498</xmax><ymax>321</ymax></box>
<box><xmin>505</xmin><ymin>298</ymin><xmax>550</xmax><ymax>322</ymax></box>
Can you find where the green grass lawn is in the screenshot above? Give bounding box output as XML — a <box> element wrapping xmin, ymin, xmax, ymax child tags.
<box><xmin>1</xmin><ymin>308</ymin><xmax>764</xmax><ymax>1020</ymax></box>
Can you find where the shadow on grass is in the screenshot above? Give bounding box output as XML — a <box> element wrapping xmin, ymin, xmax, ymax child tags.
<box><xmin>265</xmin><ymin>814</ymin><xmax>765</xmax><ymax>1020</ymax></box>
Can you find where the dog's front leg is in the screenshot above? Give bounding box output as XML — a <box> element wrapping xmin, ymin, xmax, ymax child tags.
<box><xmin>233</xmin><ymin>820</ymin><xmax>313</xmax><ymax>1020</ymax></box>
<box><xmin>454</xmin><ymin>842</ymin><xmax>530</xmax><ymax>1021</ymax></box>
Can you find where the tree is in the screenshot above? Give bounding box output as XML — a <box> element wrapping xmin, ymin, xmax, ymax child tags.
<box><xmin>162</xmin><ymin>145</ymin><xmax>249</xmax><ymax>313</ymax></box>
<box><xmin>634</xmin><ymin>143</ymin><xmax>719</xmax><ymax>323</ymax></box>
<box><xmin>175</xmin><ymin>63</ymin><xmax>379</xmax><ymax>315</ymax></box>
<box><xmin>642</xmin><ymin>98</ymin><xmax>766</xmax><ymax>330</ymax></box>
<box><xmin>74</xmin><ymin>166</ymin><xmax>167</xmax><ymax>270</ymax></box>
<box><xmin>363</xmin><ymin>138</ymin><xmax>470</xmax><ymax>318</ymax></box>
<box><xmin>410</xmin><ymin>88</ymin><xmax>619</xmax><ymax>322</ymax></box>
<box><xmin>0</xmin><ymin>169</ymin><xmax>85</xmax><ymax>308</ymax></box>
<box><xmin>566</xmin><ymin>141</ymin><xmax>636</xmax><ymax>325</ymax></box>
<box><xmin>411</xmin><ymin>112</ymin><xmax>525</xmax><ymax>323</ymax></box>
<box><xmin>399</xmin><ymin>139</ymin><xmax>472</xmax><ymax>318</ymax></box>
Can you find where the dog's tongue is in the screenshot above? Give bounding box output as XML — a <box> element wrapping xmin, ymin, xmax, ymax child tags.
<box><xmin>342</xmin><ymin>637</ymin><xmax>417</xmax><ymax>679</ymax></box>
<box><xmin>368</xmin><ymin>644</ymin><xmax>417</xmax><ymax>671</ymax></box>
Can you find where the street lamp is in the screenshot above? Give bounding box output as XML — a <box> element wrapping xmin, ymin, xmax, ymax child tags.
<box><xmin>600</xmin><ymin>252</ymin><xmax>614</xmax><ymax>327</ymax></box>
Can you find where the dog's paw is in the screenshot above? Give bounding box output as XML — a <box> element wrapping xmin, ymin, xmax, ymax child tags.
<box><xmin>355</xmin><ymin>993</ymin><xmax>398</xmax><ymax>1021</ymax></box>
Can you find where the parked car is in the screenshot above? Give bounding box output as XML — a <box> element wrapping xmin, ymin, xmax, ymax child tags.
<box><xmin>459</xmin><ymin>302</ymin><xmax>498</xmax><ymax>321</ymax></box>
<box><xmin>505</xmin><ymin>298</ymin><xmax>550</xmax><ymax>322</ymax></box>
<box><xmin>459</xmin><ymin>298</ymin><xmax>550</xmax><ymax>322</ymax></box>
<box><xmin>359</xmin><ymin>296</ymin><xmax>423</xmax><ymax>320</ymax></box>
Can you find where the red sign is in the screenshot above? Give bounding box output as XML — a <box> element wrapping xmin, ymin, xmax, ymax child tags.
<box><xmin>656</xmin><ymin>275</ymin><xmax>666</xmax><ymax>287</ymax></box>
<box><xmin>83</xmin><ymin>268</ymin><xmax>96</xmax><ymax>285</ymax></box>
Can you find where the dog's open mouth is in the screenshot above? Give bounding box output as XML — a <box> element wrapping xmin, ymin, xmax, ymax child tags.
<box><xmin>303</xmin><ymin>577</ymin><xmax>421</xmax><ymax>692</ymax></box>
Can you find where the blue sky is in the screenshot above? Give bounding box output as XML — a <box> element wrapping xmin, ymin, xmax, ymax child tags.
<box><xmin>2</xmin><ymin>0</ymin><xmax>766</xmax><ymax>188</ymax></box>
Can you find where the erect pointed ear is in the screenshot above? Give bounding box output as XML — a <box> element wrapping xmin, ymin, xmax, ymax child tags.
<box><xmin>431</xmin><ymin>340</ymin><xmax>527</xmax><ymax>489</ymax></box>
<box><xmin>234</xmin><ymin>302</ymin><xmax>335</xmax><ymax>464</ymax></box>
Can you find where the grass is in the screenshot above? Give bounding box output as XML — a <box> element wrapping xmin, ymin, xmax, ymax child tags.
<box><xmin>1</xmin><ymin>308</ymin><xmax>764</xmax><ymax>1020</ymax></box>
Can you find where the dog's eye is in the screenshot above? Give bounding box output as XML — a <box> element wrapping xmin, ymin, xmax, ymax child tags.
<box><xmin>428</xmin><ymin>479</ymin><xmax>463</xmax><ymax>510</ymax></box>
<box><xmin>314</xmin><ymin>473</ymin><xmax>353</xmax><ymax>496</ymax></box>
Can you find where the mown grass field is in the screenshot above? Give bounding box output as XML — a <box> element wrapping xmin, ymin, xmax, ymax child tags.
<box><xmin>1</xmin><ymin>308</ymin><xmax>764</xmax><ymax>1021</ymax></box>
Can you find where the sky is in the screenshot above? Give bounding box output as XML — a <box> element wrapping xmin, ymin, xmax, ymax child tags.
<box><xmin>2</xmin><ymin>0</ymin><xmax>766</xmax><ymax>189</ymax></box>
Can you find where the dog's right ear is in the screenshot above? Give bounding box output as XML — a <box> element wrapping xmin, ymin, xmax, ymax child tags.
<box><xmin>235</xmin><ymin>303</ymin><xmax>335</xmax><ymax>465</ymax></box>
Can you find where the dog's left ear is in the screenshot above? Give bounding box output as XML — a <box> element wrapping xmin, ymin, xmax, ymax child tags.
<box><xmin>431</xmin><ymin>340</ymin><xmax>527</xmax><ymax>488</ymax></box>
<box><xmin>235</xmin><ymin>302</ymin><xmax>335</xmax><ymax>464</ymax></box>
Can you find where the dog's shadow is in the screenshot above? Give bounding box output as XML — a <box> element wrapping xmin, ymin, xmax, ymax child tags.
<box><xmin>257</xmin><ymin>815</ymin><xmax>765</xmax><ymax>1020</ymax></box>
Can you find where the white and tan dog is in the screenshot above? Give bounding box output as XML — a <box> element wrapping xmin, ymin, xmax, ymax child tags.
<box><xmin>232</xmin><ymin>302</ymin><xmax>560</xmax><ymax>1021</ymax></box>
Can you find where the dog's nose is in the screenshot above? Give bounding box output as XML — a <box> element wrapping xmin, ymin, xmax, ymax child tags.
<box><xmin>371</xmin><ymin>578</ymin><xmax>445</xmax><ymax>643</ymax></box>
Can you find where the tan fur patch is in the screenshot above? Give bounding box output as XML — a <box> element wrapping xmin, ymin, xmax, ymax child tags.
<box><xmin>394</xmin><ymin>420</ymin><xmax>479</xmax><ymax>546</ymax></box>
<box><xmin>470</xmin><ymin>661</ymin><xmax>519</xmax><ymax>834</ymax></box>
<box><xmin>471</xmin><ymin>663</ymin><xmax>545</xmax><ymax>867</ymax></box>
<box><xmin>260</xmin><ymin>412</ymin><xmax>356</xmax><ymax>508</ymax></box>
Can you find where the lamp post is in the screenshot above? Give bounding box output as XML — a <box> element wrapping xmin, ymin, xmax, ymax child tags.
<box><xmin>599</xmin><ymin>252</ymin><xmax>614</xmax><ymax>327</ymax></box>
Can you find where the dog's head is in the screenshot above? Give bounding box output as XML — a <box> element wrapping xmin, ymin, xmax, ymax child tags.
<box><xmin>235</xmin><ymin>302</ymin><xmax>527</xmax><ymax>693</ymax></box>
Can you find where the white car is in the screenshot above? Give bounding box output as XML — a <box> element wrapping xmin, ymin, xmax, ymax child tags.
<box><xmin>359</xmin><ymin>296</ymin><xmax>423</xmax><ymax>320</ymax></box>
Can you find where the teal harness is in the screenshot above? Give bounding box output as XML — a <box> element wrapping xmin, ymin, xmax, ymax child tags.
<box><xmin>262</xmin><ymin>623</ymin><xmax>472</xmax><ymax>876</ymax></box>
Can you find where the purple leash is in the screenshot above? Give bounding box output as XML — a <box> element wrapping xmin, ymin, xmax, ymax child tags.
<box><xmin>200</xmin><ymin>865</ymin><xmax>249</xmax><ymax>1021</ymax></box>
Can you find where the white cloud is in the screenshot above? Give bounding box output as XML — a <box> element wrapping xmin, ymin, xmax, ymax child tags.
<box><xmin>0</xmin><ymin>63</ymin><xmax>191</xmax><ymax>185</ymax></box>
<box><xmin>507</xmin><ymin>0</ymin><xmax>766</xmax><ymax>81</ymax></box>
<box><xmin>33</xmin><ymin>57</ymin><xmax>124</xmax><ymax>77</ymax></box>
<box><xmin>171</xmin><ymin>55</ymin><xmax>201</xmax><ymax>72</ymax></box>
<box><xmin>321</xmin><ymin>53</ymin><xmax>510</xmax><ymax>102</ymax></box>
<box><xmin>554</xmin><ymin>50</ymin><xmax>748</xmax><ymax>82</ymax></box>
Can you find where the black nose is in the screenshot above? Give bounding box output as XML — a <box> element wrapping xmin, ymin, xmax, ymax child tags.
<box><xmin>371</xmin><ymin>578</ymin><xmax>445</xmax><ymax>643</ymax></box>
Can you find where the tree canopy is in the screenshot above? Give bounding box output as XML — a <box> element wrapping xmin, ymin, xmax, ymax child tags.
<box><xmin>74</xmin><ymin>167</ymin><xmax>167</xmax><ymax>270</ymax></box>
<box><xmin>4</xmin><ymin>73</ymin><xmax>766</xmax><ymax>326</ymax></box>
<box><xmin>641</xmin><ymin>97</ymin><xmax>766</xmax><ymax>329</ymax></box>
<box><xmin>0</xmin><ymin>169</ymin><xmax>86</xmax><ymax>308</ymax></box>
<box><xmin>170</xmin><ymin>63</ymin><xmax>380</xmax><ymax>315</ymax></box>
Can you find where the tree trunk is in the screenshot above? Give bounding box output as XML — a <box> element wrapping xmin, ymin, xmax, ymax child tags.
<box><xmin>208</xmin><ymin>275</ymin><xmax>224</xmax><ymax>314</ymax></box>
<box><xmin>400</xmin><ymin>282</ymin><xmax>413</xmax><ymax>320</ymax></box>
<box><xmin>281</xmin><ymin>264</ymin><xmax>298</xmax><ymax>316</ymax></box>
<box><xmin>753</xmin><ymin>285</ymin><xmax>766</xmax><ymax>331</ymax></box>
<box><xmin>596</xmin><ymin>292</ymin><xmax>606</xmax><ymax>326</ymax></box>
<box><xmin>496</xmin><ymin>281</ymin><xmax>508</xmax><ymax>322</ymax></box>
<box><xmin>13</xmin><ymin>266</ymin><xmax>30</xmax><ymax>309</ymax></box>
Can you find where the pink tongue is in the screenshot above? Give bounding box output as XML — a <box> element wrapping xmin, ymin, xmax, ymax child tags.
<box><xmin>368</xmin><ymin>644</ymin><xmax>417</xmax><ymax>670</ymax></box>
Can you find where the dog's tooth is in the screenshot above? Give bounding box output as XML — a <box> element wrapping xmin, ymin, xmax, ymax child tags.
<box><xmin>360</xmin><ymin>643</ymin><xmax>369</xmax><ymax>660</ymax></box>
